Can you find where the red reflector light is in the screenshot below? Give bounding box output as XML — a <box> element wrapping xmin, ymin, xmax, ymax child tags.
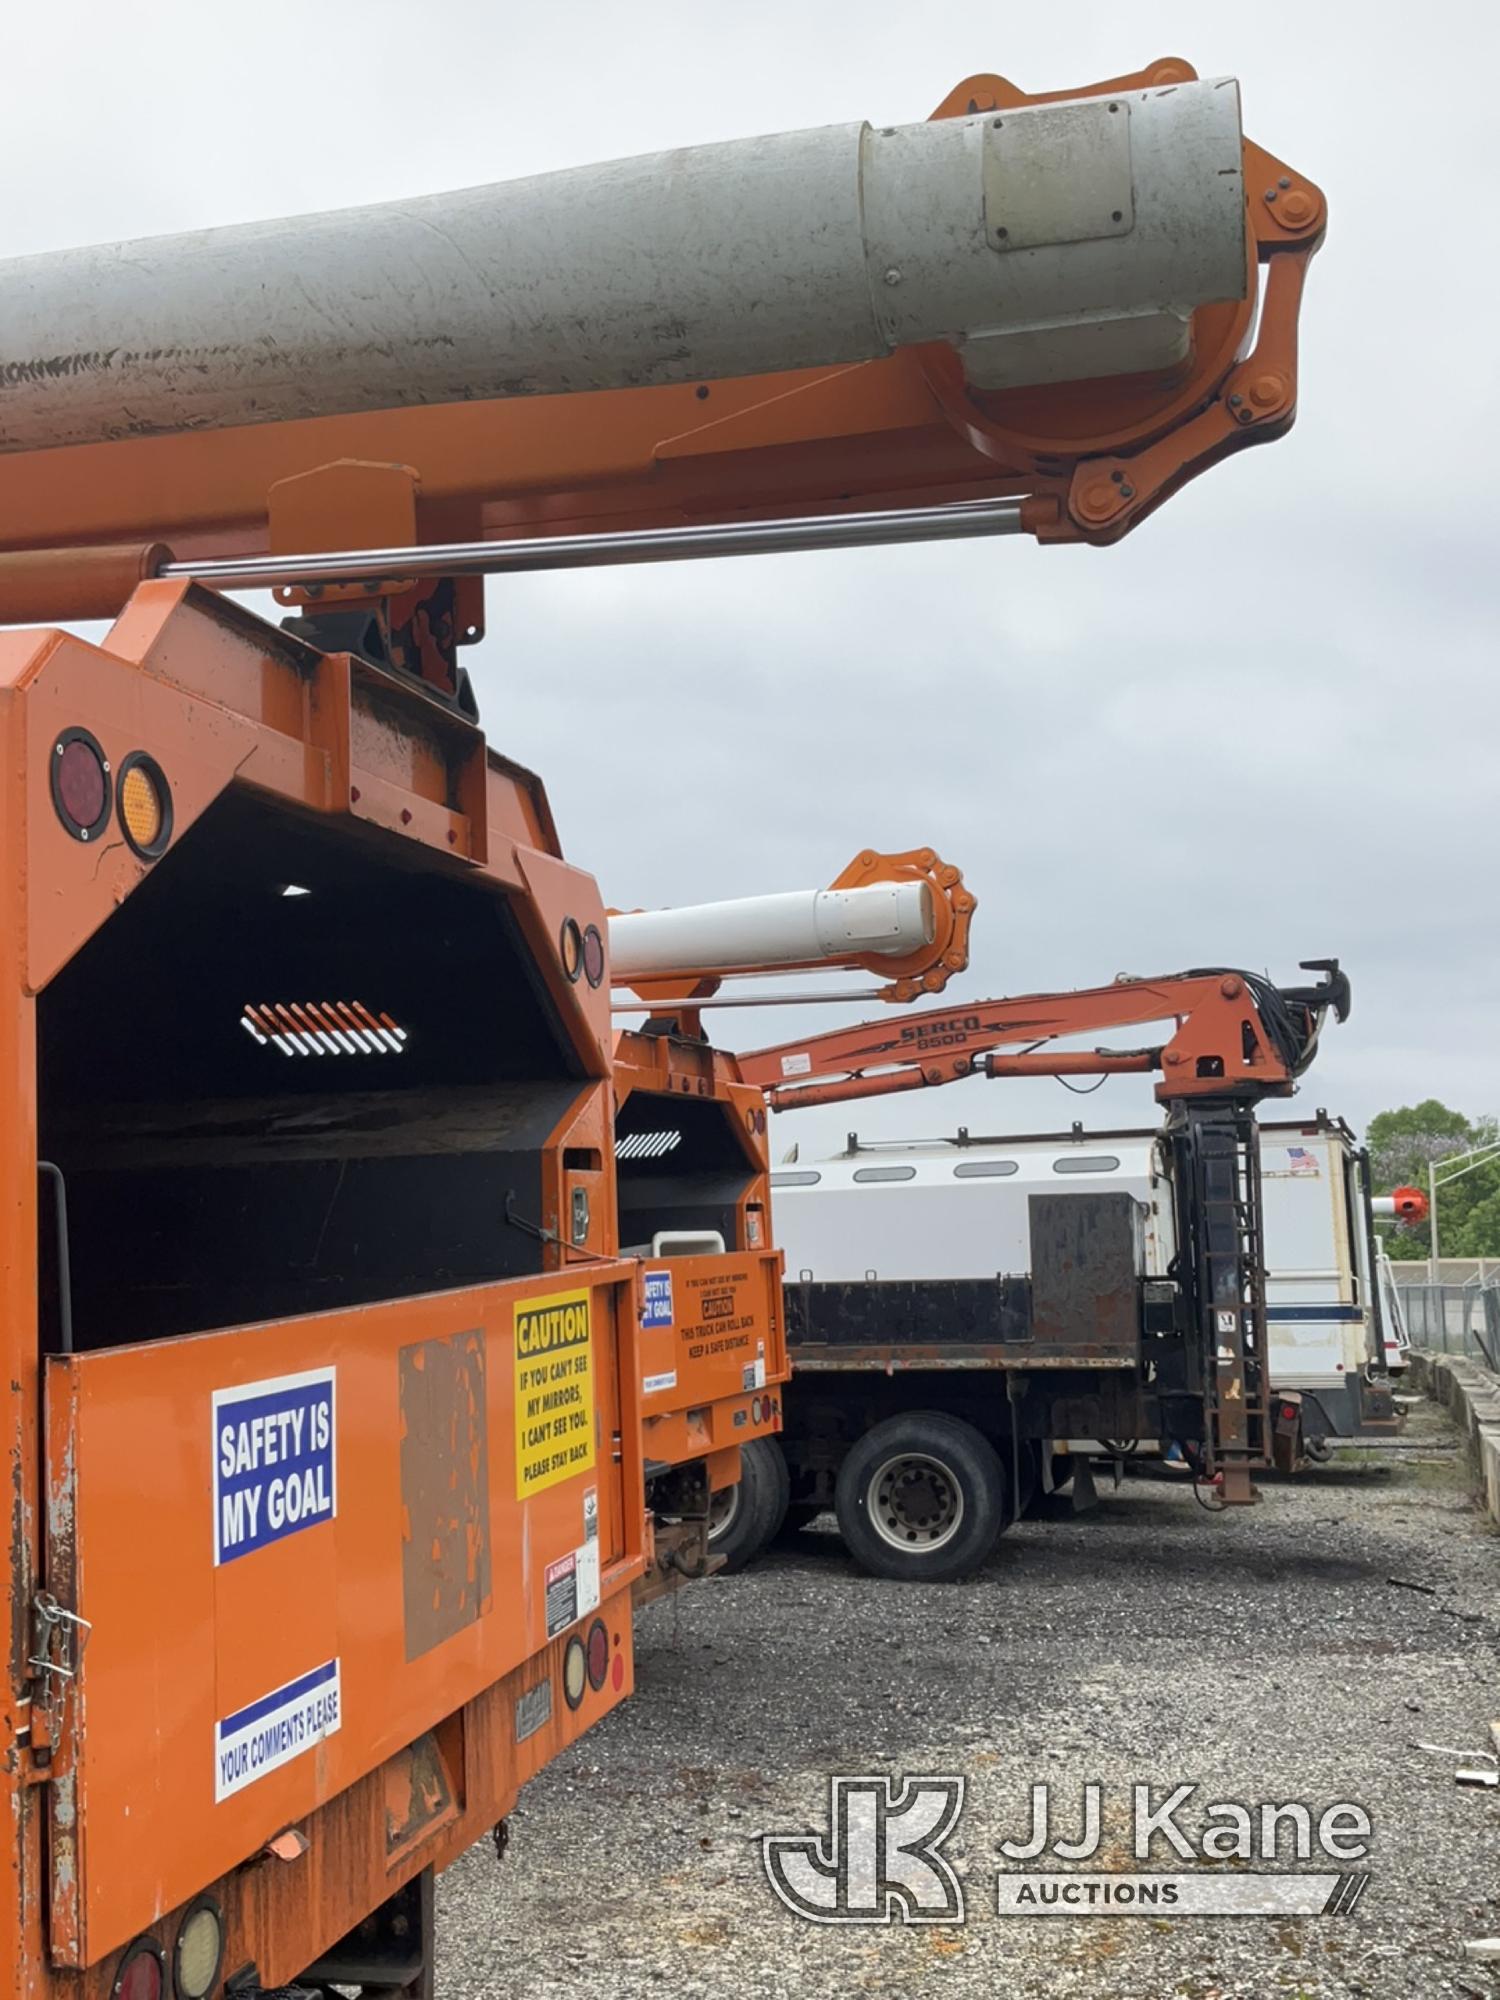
<box><xmin>112</xmin><ymin>1937</ymin><xmax>165</xmax><ymax>2000</ymax></box>
<box><xmin>60</xmin><ymin>741</ymin><xmax>106</xmax><ymax>823</ymax></box>
<box><xmin>52</xmin><ymin>728</ymin><xmax>112</xmax><ymax>843</ymax></box>
<box><xmin>611</xmin><ymin>1651</ymin><xmax>625</xmax><ymax>1692</ymax></box>
<box><xmin>585</xmin><ymin>1618</ymin><xmax>609</xmax><ymax>1691</ymax></box>
<box><xmin>1281</xmin><ymin>1404</ymin><xmax>1298</xmax><ymax>1422</ymax></box>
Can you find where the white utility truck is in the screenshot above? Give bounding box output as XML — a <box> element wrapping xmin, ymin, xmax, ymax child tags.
<box><xmin>717</xmin><ymin>1112</ymin><xmax>1401</xmax><ymax>1576</ymax></box>
<box><xmin>774</xmin><ymin>1113</ymin><xmax>1400</xmax><ymax>1447</ymax></box>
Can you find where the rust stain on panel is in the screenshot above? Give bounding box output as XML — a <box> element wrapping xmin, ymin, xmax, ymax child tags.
<box><xmin>383</xmin><ymin>1730</ymin><xmax>457</xmax><ymax>1862</ymax></box>
<box><xmin>399</xmin><ymin>1331</ymin><xmax>490</xmax><ymax>1661</ymax></box>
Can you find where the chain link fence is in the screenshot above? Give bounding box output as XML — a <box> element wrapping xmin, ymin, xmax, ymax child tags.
<box><xmin>1397</xmin><ymin>1275</ymin><xmax>1500</xmax><ymax>1369</ymax></box>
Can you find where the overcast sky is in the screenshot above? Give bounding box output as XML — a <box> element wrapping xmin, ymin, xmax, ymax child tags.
<box><xmin>6</xmin><ymin>2</ymin><xmax>1495</xmax><ymax>1165</ymax></box>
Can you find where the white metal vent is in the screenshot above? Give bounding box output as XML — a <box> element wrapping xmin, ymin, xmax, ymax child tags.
<box><xmin>615</xmin><ymin>1130</ymin><xmax>683</xmax><ymax>1161</ymax></box>
<box><xmin>240</xmin><ymin>1001</ymin><xmax>407</xmax><ymax>1056</ymax></box>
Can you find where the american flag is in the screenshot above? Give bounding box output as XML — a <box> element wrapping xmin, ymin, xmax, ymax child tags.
<box><xmin>1287</xmin><ymin>1146</ymin><xmax>1318</xmax><ymax>1175</ymax></box>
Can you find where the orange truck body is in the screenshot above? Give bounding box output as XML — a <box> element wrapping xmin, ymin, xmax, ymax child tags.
<box><xmin>1</xmin><ymin>580</ymin><xmax>656</xmax><ymax>1994</ymax></box>
<box><xmin>610</xmin><ymin>1028</ymin><xmax>788</xmax><ymax>1597</ymax></box>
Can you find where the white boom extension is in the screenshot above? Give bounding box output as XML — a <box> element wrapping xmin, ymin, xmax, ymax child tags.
<box><xmin>609</xmin><ymin>882</ymin><xmax>935</xmax><ymax>983</ymax></box>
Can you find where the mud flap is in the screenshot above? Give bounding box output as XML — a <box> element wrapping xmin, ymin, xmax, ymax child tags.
<box><xmin>1070</xmin><ymin>1455</ymin><xmax>1100</xmax><ymax>1513</ymax></box>
<box><xmin>1271</xmin><ymin>1390</ymin><xmax>1303</xmax><ymax>1474</ymax></box>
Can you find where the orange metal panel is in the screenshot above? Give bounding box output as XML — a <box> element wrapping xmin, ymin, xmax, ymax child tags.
<box><xmin>37</xmin><ymin>1609</ymin><xmax>636</xmax><ymax>2000</ymax></box>
<box><xmin>43</xmin><ymin>1266</ymin><xmax>640</xmax><ymax>1968</ymax></box>
<box><xmin>0</xmin><ymin>675</ymin><xmax>42</xmax><ymax>1993</ymax></box>
<box><xmin>637</xmin><ymin>1249</ymin><xmax>786</xmax><ymax>1446</ymax></box>
<box><xmin>611</xmin><ymin>1030</ymin><xmax>789</xmax><ymax>1488</ymax></box>
<box><xmin>9</xmin><ymin>589</ymin><xmax>572</xmax><ymax>999</ymax></box>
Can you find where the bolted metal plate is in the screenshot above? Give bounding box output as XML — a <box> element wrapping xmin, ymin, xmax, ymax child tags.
<box><xmin>1029</xmin><ymin>1191</ymin><xmax>1143</xmax><ymax>1357</ymax></box>
<box><xmin>983</xmin><ymin>97</ymin><xmax>1134</xmax><ymax>252</ymax></box>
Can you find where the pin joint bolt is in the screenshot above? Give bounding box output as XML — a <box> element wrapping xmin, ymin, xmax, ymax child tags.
<box><xmin>1079</xmin><ymin>468</ymin><xmax>1138</xmax><ymax>520</ymax></box>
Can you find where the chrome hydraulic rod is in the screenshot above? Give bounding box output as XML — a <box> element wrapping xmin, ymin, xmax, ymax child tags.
<box><xmin>162</xmin><ymin>500</ymin><xmax>1027</xmax><ymax>590</ymax></box>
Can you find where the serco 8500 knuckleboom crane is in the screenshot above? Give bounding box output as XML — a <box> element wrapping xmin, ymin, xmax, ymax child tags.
<box><xmin>0</xmin><ymin>53</ymin><xmax>1325</xmax><ymax>2000</ymax></box>
<box><xmin>740</xmin><ymin>961</ymin><xmax>1354</xmax><ymax>1515</ymax></box>
<box><xmin>614</xmin><ymin>886</ymin><xmax>1352</xmax><ymax>1571</ymax></box>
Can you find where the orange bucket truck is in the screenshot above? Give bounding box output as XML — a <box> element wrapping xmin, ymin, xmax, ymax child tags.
<box><xmin>607</xmin><ymin>849</ymin><xmax>974</xmax><ymax>1578</ymax></box>
<box><xmin>3</xmin><ymin>583</ymin><xmax>645</xmax><ymax>1997</ymax></box>
<box><xmin>0</xmin><ymin>49</ymin><xmax>1325</xmax><ymax>1995</ymax></box>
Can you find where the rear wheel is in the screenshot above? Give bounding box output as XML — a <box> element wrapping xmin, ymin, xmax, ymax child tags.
<box><xmin>834</xmin><ymin>1412</ymin><xmax>1007</xmax><ymax>1581</ymax></box>
<box><xmin>708</xmin><ymin>1437</ymin><xmax>789</xmax><ymax>1573</ymax></box>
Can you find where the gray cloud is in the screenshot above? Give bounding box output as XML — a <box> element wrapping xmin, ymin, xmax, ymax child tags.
<box><xmin>7</xmin><ymin>0</ymin><xmax>1495</xmax><ymax>1159</ymax></box>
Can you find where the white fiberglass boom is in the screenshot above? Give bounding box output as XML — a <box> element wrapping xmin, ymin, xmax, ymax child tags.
<box><xmin>0</xmin><ymin>82</ymin><xmax>1245</xmax><ymax>452</ymax></box>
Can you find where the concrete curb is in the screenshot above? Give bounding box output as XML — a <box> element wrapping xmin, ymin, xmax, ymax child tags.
<box><xmin>1409</xmin><ymin>1349</ymin><xmax>1500</xmax><ymax>1523</ymax></box>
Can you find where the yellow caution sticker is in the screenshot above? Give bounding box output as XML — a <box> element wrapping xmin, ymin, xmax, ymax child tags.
<box><xmin>514</xmin><ymin>1288</ymin><xmax>596</xmax><ymax>1498</ymax></box>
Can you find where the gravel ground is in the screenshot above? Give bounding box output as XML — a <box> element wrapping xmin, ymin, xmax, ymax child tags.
<box><xmin>440</xmin><ymin>1403</ymin><xmax>1500</xmax><ymax>1999</ymax></box>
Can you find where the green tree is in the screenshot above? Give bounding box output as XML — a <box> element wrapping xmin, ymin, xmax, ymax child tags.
<box><xmin>1366</xmin><ymin>1100</ymin><xmax>1500</xmax><ymax>1261</ymax></box>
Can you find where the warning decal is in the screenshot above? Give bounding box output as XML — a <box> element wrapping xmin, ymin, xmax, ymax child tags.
<box><xmin>543</xmin><ymin>1539</ymin><xmax>602</xmax><ymax>1639</ymax></box>
<box><xmin>514</xmin><ymin>1288</ymin><xmax>596</xmax><ymax>1499</ymax></box>
<box><xmin>545</xmin><ymin>1552</ymin><xmax>578</xmax><ymax>1637</ymax></box>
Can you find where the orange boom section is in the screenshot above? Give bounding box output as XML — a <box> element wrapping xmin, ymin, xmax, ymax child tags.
<box><xmin>0</xmin><ymin>581</ymin><xmax>644</xmax><ymax>1995</ymax></box>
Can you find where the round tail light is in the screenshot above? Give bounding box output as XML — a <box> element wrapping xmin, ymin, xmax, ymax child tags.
<box><xmin>173</xmin><ymin>1898</ymin><xmax>224</xmax><ymax>2000</ymax></box>
<box><xmin>112</xmin><ymin>1937</ymin><xmax>165</xmax><ymax>2000</ymax></box>
<box><xmin>563</xmin><ymin>1635</ymin><xmax>587</xmax><ymax>1709</ymax></box>
<box><xmin>581</xmin><ymin>924</ymin><xmax>606</xmax><ymax>988</ymax></box>
<box><xmin>560</xmin><ymin>917</ymin><xmax>585</xmax><ymax>983</ymax></box>
<box><xmin>585</xmin><ymin>1618</ymin><xmax>609</xmax><ymax>1691</ymax></box>
<box><xmin>118</xmin><ymin>752</ymin><xmax>173</xmax><ymax>860</ymax></box>
<box><xmin>51</xmin><ymin>728</ymin><xmax>112</xmax><ymax>843</ymax></box>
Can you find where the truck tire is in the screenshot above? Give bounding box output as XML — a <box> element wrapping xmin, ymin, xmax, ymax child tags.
<box><xmin>834</xmin><ymin>1412</ymin><xmax>1007</xmax><ymax>1581</ymax></box>
<box><xmin>708</xmin><ymin>1437</ymin><xmax>789</xmax><ymax>1574</ymax></box>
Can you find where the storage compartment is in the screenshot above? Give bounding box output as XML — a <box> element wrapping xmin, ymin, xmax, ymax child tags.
<box><xmin>615</xmin><ymin>1091</ymin><xmax>754</xmax><ymax>1255</ymax></box>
